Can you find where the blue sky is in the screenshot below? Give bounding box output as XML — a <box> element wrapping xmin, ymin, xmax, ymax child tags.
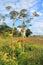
<box><xmin>0</xmin><ymin>0</ymin><xmax>43</xmax><ymax>35</ymax></box>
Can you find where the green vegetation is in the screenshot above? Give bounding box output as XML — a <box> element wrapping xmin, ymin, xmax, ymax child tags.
<box><xmin>25</xmin><ymin>29</ymin><xmax>32</xmax><ymax>37</ymax></box>
<box><xmin>0</xmin><ymin>37</ymin><xmax>43</xmax><ymax>65</ymax></box>
<box><xmin>0</xmin><ymin>23</ymin><xmax>32</xmax><ymax>37</ymax></box>
<box><xmin>0</xmin><ymin>5</ymin><xmax>39</xmax><ymax>37</ymax></box>
<box><xmin>0</xmin><ymin>5</ymin><xmax>42</xmax><ymax>65</ymax></box>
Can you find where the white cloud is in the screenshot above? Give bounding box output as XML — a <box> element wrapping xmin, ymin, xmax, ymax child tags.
<box><xmin>0</xmin><ymin>0</ymin><xmax>40</xmax><ymax>12</ymax></box>
<box><xmin>14</xmin><ymin>0</ymin><xmax>39</xmax><ymax>11</ymax></box>
<box><xmin>30</xmin><ymin>20</ymin><xmax>43</xmax><ymax>35</ymax></box>
<box><xmin>37</xmin><ymin>11</ymin><xmax>42</xmax><ymax>16</ymax></box>
<box><xmin>34</xmin><ymin>29</ymin><xmax>42</xmax><ymax>33</ymax></box>
<box><xmin>3</xmin><ymin>0</ymin><xmax>39</xmax><ymax>11</ymax></box>
<box><xmin>42</xmin><ymin>3</ymin><xmax>43</xmax><ymax>7</ymax></box>
<box><xmin>0</xmin><ymin>19</ymin><xmax>10</xmax><ymax>24</ymax></box>
<box><xmin>36</xmin><ymin>22</ymin><xmax>43</xmax><ymax>29</ymax></box>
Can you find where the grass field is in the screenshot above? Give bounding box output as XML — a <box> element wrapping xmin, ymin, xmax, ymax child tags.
<box><xmin>0</xmin><ymin>36</ymin><xmax>43</xmax><ymax>65</ymax></box>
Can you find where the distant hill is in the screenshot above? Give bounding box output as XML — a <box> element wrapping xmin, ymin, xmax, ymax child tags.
<box><xmin>0</xmin><ymin>24</ymin><xmax>12</xmax><ymax>35</ymax></box>
<box><xmin>0</xmin><ymin>24</ymin><xmax>19</xmax><ymax>37</ymax></box>
<box><xmin>0</xmin><ymin>23</ymin><xmax>32</xmax><ymax>37</ymax></box>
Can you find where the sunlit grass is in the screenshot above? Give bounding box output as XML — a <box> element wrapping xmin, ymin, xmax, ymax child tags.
<box><xmin>0</xmin><ymin>37</ymin><xmax>43</xmax><ymax>65</ymax></box>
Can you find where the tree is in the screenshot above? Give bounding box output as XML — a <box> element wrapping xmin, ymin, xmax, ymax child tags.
<box><xmin>25</xmin><ymin>29</ymin><xmax>32</xmax><ymax>37</ymax></box>
<box><xmin>6</xmin><ymin>6</ymin><xmax>19</xmax><ymax>58</ymax></box>
<box><xmin>9</xmin><ymin>10</ymin><xmax>19</xmax><ymax>37</ymax></box>
<box><xmin>18</xmin><ymin>9</ymin><xmax>28</xmax><ymax>37</ymax></box>
<box><xmin>18</xmin><ymin>9</ymin><xmax>39</xmax><ymax>52</ymax></box>
<box><xmin>5</xmin><ymin>6</ymin><xmax>39</xmax><ymax>53</ymax></box>
<box><xmin>18</xmin><ymin>9</ymin><xmax>39</xmax><ymax>37</ymax></box>
<box><xmin>6</xmin><ymin>6</ymin><xmax>19</xmax><ymax>37</ymax></box>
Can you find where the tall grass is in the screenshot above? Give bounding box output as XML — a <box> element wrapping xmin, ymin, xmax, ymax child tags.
<box><xmin>0</xmin><ymin>37</ymin><xmax>43</xmax><ymax>65</ymax></box>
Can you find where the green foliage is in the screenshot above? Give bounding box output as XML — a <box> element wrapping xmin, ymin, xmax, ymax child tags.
<box><xmin>25</xmin><ymin>29</ymin><xmax>32</xmax><ymax>37</ymax></box>
<box><xmin>24</xmin><ymin>43</ymin><xmax>38</xmax><ymax>52</ymax></box>
<box><xmin>13</xmin><ymin>28</ymin><xmax>19</xmax><ymax>37</ymax></box>
<box><xmin>18</xmin><ymin>52</ymin><xmax>40</xmax><ymax>65</ymax></box>
<box><xmin>6</xmin><ymin>6</ymin><xmax>12</xmax><ymax>10</ymax></box>
<box><xmin>0</xmin><ymin>38</ymin><xmax>43</xmax><ymax>65</ymax></box>
<box><xmin>18</xmin><ymin>32</ymin><xmax>22</xmax><ymax>37</ymax></box>
<box><xmin>0</xmin><ymin>24</ymin><xmax>12</xmax><ymax>35</ymax></box>
<box><xmin>0</xmin><ymin>24</ymin><xmax>21</xmax><ymax>37</ymax></box>
<box><xmin>14</xmin><ymin>42</ymin><xmax>22</xmax><ymax>58</ymax></box>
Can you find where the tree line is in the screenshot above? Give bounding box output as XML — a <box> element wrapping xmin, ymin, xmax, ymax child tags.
<box><xmin>0</xmin><ymin>23</ymin><xmax>32</xmax><ymax>37</ymax></box>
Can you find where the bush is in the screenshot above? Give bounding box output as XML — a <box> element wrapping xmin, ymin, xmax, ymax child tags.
<box><xmin>25</xmin><ymin>29</ymin><xmax>32</xmax><ymax>37</ymax></box>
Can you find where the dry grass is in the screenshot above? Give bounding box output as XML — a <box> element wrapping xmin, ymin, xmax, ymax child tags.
<box><xmin>13</xmin><ymin>37</ymin><xmax>43</xmax><ymax>44</ymax></box>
